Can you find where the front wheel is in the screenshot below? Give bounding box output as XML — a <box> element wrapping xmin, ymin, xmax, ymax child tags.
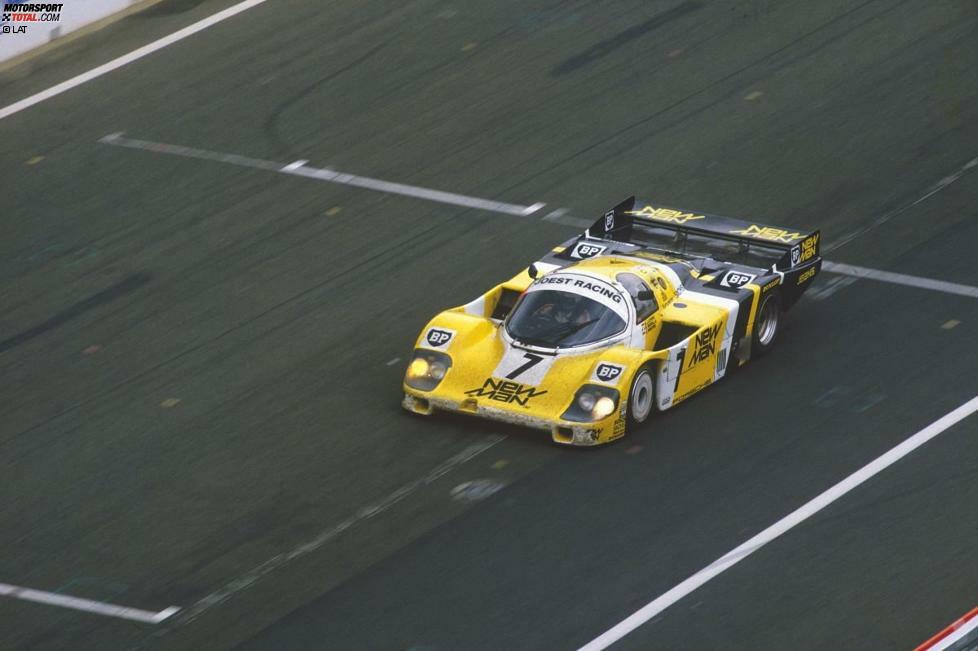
<box><xmin>627</xmin><ymin>364</ymin><xmax>656</xmax><ymax>426</ymax></box>
<box><xmin>752</xmin><ymin>291</ymin><xmax>782</xmax><ymax>357</ymax></box>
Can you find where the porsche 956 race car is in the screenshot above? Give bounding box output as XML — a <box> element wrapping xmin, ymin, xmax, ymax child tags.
<box><xmin>402</xmin><ymin>196</ymin><xmax>821</xmax><ymax>446</ymax></box>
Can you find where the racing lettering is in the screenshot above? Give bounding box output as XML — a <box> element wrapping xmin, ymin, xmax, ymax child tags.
<box><xmin>535</xmin><ymin>276</ymin><xmax>622</xmax><ymax>302</ymax></box>
<box><xmin>465</xmin><ymin>378</ymin><xmax>547</xmax><ymax>406</ymax></box>
<box><xmin>799</xmin><ymin>233</ymin><xmax>819</xmax><ymax>262</ymax></box>
<box><xmin>686</xmin><ymin>322</ymin><xmax>722</xmax><ymax>370</ymax></box>
<box><xmin>627</xmin><ymin>205</ymin><xmax>706</xmax><ymax>224</ymax></box>
<box><xmin>730</xmin><ymin>224</ymin><xmax>805</xmax><ymax>243</ymax></box>
<box><xmin>797</xmin><ymin>266</ymin><xmax>817</xmax><ymax>284</ymax></box>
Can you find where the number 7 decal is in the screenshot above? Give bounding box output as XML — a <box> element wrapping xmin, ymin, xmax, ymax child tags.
<box><xmin>506</xmin><ymin>353</ymin><xmax>545</xmax><ymax>379</ymax></box>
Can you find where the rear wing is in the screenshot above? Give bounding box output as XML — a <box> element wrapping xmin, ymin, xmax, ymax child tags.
<box><xmin>584</xmin><ymin>196</ymin><xmax>820</xmax><ymax>272</ymax></box>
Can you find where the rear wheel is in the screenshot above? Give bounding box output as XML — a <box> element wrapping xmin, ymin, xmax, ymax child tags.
<box><xmin>752</xmin><ymin>291</ymin><xmax>782</xmax><ymax>357</ymax></box>
<box><xmin>627</xmin><ymin>364</ymin><xmax>656</xmax><ymax>426</ymax></box>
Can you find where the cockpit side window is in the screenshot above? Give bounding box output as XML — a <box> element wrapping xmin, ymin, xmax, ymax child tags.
<box><xmin>617</xmin><ymin>273</ymin><xmax>658</xmax><ymax>323</ymax></box>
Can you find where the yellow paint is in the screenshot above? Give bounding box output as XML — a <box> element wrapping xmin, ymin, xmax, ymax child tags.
<box><xmin>743</xmin><ymin>283</ymin><xmax>762</xmax><ymax>338</ymax></box>
<box><xmin>941</xmin><ymin>319</ymin><xmax>961</xmax><ymax>330</ymax></box>
<box><xmin>26</xmin><ymin>156</ymin><xmax>44</xmax><ymax>165</ymax></box>
<box><xmin>729</xmin><ymin>224</ymin><xmax>805</xmax><ymax>243</ymax></box>
<box><xmin>627</xmin><ymin>205</ymin><xmax>705</xmax><ymax>224</ymax></box>
<box><xmin>404</xmin><ymin>257</ymin><xmax>741</xmax><ymax>445</ymax></box>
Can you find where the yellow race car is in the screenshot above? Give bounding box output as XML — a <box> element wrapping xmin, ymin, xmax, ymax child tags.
<box><xmin>403</xmin><ymin>196</ymin><xmax>821</xmax><ymax>446</ymax></box>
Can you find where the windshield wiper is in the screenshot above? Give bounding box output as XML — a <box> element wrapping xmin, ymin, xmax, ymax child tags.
<box><xmin>509</xmin><ymin>318</ymin><xmax>601</xmax><ymax>348</ymax></box>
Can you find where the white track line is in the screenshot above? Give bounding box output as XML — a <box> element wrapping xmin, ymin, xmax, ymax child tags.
<box><xmin>178</xmin><ymin>436</ymin><xmax>504</xmax><ymax>624</ymax></box>
<box><xmin>822</xmin><ymin>261</ymin><xmax>978</xmax><ymax>299</ymax></box>
<box><xmin>0</xmin><ymin>582</ymin><xmax>179</xmax><ymax>624</ymax></box>
<box><xmin>577</xmin><ymin>396</ymin><xmax>978</xmax><ymax>651</ymax></box>
<box><xmin>99</xmin><ymin>133</ymin><xmax>545</xmax><ymax>216</ymax></box>
<box><xmin>0</xmin><ymin>0</ymin><xmax>268</xmax><ymax>121</ymax></box>
<box><xmin>101</xmin><ymin>134</ymin><xmax>978</xmax><ymax>299</ymax></box>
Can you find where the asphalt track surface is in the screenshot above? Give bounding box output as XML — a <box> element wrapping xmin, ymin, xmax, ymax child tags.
<box><xmin>1</xmin><ymin>0</ymin><xmax>977</xmax><ymax>649</ymax></box>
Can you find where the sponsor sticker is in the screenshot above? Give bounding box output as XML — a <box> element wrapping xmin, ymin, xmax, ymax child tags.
<box><xmin>685</xmin><ymin>322</ymin><xmax>722</xmax><ymax>370</ymax></box>
<box><xmin>465</xmin><ymin>378</ymin><xmax>547</xmax><ymax>406</ymax></box>
<box><xmin>719</xmin><ymin>270</ymin><xmax>756</xmax><ymax>289</ymax></box>
<box><xmin>626</xmin><ymin>205</ymin><xmax>705</xmax><ymax>224</ymax></box>
<box><xmin>603</xmin><ymin>209</ymin><xmax>615</xmax><ymax>231</ymax></box>
<box><xmin>570</xmin><ymin>242</ymin><xmax>607</xmax><ymax>259</ymax></box>
<box><xmin>798</xmin><ymin>233</ymin><xmax>819</xmax><ymax>262</ymax></box>
<box><xmin>790</xmin><ymin>245</ymin><xmax>801</xmax><ymax>266</ymax></box>
<box><xmin>730</xmin><ymin>224</ymin><xmax>806</xmax><ymax>243</ymax></box>
<box><xmin>424</xmin><ymin>327</ymin><xmax>455</xmax><ymax>348</ymax></box>
<box><xmin>797</xmin><ymin>266</ymin><xmax>817</xmax><ymax>284</ymax></box>
<box><xmin>592</xmin><ymin>362</ymin><xmax>625</xmax><ymax>384</ymax></box>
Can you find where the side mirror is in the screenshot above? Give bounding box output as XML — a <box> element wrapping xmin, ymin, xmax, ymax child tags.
<box><xmin>527</xmin><ymin>263</ymin><xmax>539</xmax><ymax>279</ymax></box>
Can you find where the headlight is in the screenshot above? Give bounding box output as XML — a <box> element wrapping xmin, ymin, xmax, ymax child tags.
<box><xmin>404</xmin><ymin>350</ymin><xmax>452</xmax><ymax>391</ymax></box>
<box><xmin>592</xmin><ymin>396</ymin><xmax>616</xmax><ymax>419</ymax></box>
<box><xmin>577</xmin><ymin>391</ymin><xmax>596</xmax><ymax>411</ymax></box>
<box><xmin>408</xmin><ymin>358</ymin><xmax>430</xmax><ymax>378</ymax></box>
<box><xmin>562</xmin><ymin>384</ymin><xmax>620</xmax><ymax>422</ymax></box>
<box><xmin>429</xmin><ymin>361</ymin><xmax>447</xmax><ymax>380</ymax></box>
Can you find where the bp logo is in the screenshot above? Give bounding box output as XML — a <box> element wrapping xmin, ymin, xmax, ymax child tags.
<box><xmin>425</xmin><ymin>327</ymin><xmax>455</xmax><ymax>348</ymax></box>
<box><xmin>571</xmin><ymin>242</ymin><xmax>607</xmax><ymax>259</ymax></box>
<box><xmin>604</xmin><ymin>209</ymin><xmax>615</xmax><ymax>231</ymax></box>
<box><xmin>719</xmin><ymin>270</ymin><xmax>756</xmax><ymax>288</ymax></box>
<box><xmin>790</xmin><ymin>244</ymin><xmax>801</xmax><ymax>267</ymax></box>
<box><xmin>593</xmin><ymin>362</ymin><xmax>624</xmax><ymax>383</ymax></box>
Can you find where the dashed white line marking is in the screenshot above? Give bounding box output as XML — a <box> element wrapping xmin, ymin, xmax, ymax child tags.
<box><xmin>0</xmin><ymin>583</ymin><xmax>179</xmax><ymax>624</ymax></box>
<box><xmin>385</xmin><ymin>357</ymin><xmax>401</xmax><ymax>366</ymax></box>
<box><xmin>179</xmin><ymin>436</ymin><xmax>504</xmax><ymax>624</ymax></box>
<box><xmin>0</xmin><ymin>0</ymin><xmax>269</xmax><ymax>121</ymax></box>
<box><xmin>99</xmin><ymin>134</ymin><xmax>978</xmax><ymax>301</ymax></box>
<box><xmin>823</xmin><ymin>262</ymin><xmax>978</xmax><ymax>299</ymax></box>
<box><xmin>100</xmin><ymin>134</ymin><xmax>544</xmax><ymax>217</ymax></box>
<box><xmin>577</xmin><ymin>395</ymin><xmax>978</xmax><ymax>651</ymax></box>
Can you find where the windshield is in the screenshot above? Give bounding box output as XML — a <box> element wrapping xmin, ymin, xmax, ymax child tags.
<box><xmin>505</xmin><ymin>290</ymin><xmax>626</xmax><ymax>348</ymax></box>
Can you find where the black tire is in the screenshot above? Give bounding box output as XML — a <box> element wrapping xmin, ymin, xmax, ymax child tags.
<box><xmin>751</xmin><ymin>291</ymin><xmax>782</xmax><ymax>357</ymax></box>
<box><xmin>627</xmin><ymin>363</ymin><xmax>656</xmax><ymax>427</ymax></box>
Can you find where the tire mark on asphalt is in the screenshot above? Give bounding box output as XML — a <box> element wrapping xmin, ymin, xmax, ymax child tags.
<box><xmin>551</xmin><ymin>1</ymin><xmax>703</xmax><ymax>76</ymax></box>
<box><xmin>497</xmin><ymin>0</ymin><xmax>901</xmax><ymax>196</ymax></box>
<box><xmin>0</xmin><ymin>204</ymin><xmax>472</xmax><ymax>453</ymax></box>
<box><xmin>0</xmin><ymin>272</ymin><xmax>151</xmax><ymax>355</ymax></box>
<box><xmin>263</xmin><ymin>38</ymin><xmax>393</xmax><ymax>159</ymax></box>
